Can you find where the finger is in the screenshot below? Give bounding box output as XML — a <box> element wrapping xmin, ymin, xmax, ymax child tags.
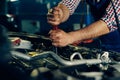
<box><xmin>48</xmin><ymin>7</ymin><xmax>62</xmax><ymax>19</ymax></box>
<box><xmin>47</xmin><ymin>14</ymin><xmax>54</xmax><ymax>18</ymax></box>
<box><xmin>52</xmin><ymin>10</ymin><xmax>59</xmax><ymax>15</ymax></box>
<box><xmin>48</xmin><ymin>7</ymin><xmax>59</xmax><ymax>15</ymax></box>
<box><xmin>49</xmin><ymin>30</ymin><xmax>62</xmax><ymax>39</ymax></box>
<box><xmin>53</xmin><ymin>7</ymin><xmax>60</xmax><ymax>12</ymax></box>
<box><xmin>47</xmin><ymin>11</ymin><xmax>59</xmax><ymax>16</ymax></box>
<box><xmin>50</xmin><ymin>34</ymin><xmax>58</xmax><ymax>40</ymax></box>
<box><xmin>47</xmin><ymin>21</ymin><xmax>60</xmax><ymax>26</ymax></box>
<box><xmin>51</xmin><ymin>36</ymin><xmax>59</xmax><ymax>44</ymax></box>
<box><xmin>50</xmin><ymin>32</ymin><xmax>61</xmax><ymax>41</ymax></box>
<box><xmin>47</xmin><ymin>14</ymin><xmax>60</xmax><ymax>21</ymax></box>
<box><xmin>52</xmin><ymin>42</ymin><xmax>64</xmax><ymax>47</ymax></box>
<box><xmin>52</xmin><ymin>41</ymin><xmax>60</xmax><ymax>47</ymax></box>
<box><xmin>48</xmin><ymin>8</ymin><xmax>53</xmax><ymax>14</ymax></box>
<box><xmin>54</xmin><ymin>31</ymin><xmax>63</xmax><ymax>37</ymax></box>
<box><xmin>47</xmin><ymin>18</ymin><xmax>60</xmax><ymax>22</ymax></box>
<box><xmin>50</xmin><ymin>29</ymin><xmax>61</xmax><ymax>34</ymax></box>
<box><xmin>52</xmin><ymin>7</ymin><xmax>61</xmax><ymax>18</ymax></box>
<box><xmin>48</xmin><ymin>30</ymin><xmax>53</xmax><ymax>34</ymax></box>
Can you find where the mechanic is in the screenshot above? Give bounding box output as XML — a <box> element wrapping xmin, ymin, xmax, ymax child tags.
<box><xmin>47</xmin><ymin>0</ymin><xmax>120</xmax><ymax>52</ymax></box>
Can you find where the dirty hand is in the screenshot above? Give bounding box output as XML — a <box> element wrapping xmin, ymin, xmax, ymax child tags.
<box><xmin>47</xmin><ymin>6</ymin><xmax>63</xmax><ymax>26</ymax></box>
<box><xmin>49</xmin><ymin>29</ymin><xmax>75</xmax><ymax>47</ymax></box>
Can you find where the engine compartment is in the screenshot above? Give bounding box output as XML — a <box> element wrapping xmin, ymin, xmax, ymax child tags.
<box><xmin>8</xmin><ymin>32</ymin><xmax>120</xmax><ymax>80</ymax></box>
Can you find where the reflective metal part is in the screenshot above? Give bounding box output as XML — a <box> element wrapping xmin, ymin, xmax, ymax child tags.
<box><xmin>70</xmin><ymin>52</ymin><xmax>83</xmax><ymax>61</ymax></box>
<box><xmin>99</xmin><ymin>52</ymin><xmax>111</xmax><ymax>70</ymax></box>
<box><xmin>11</xmin><ymin>51</ymin><xmax>31</xmax><ymax>60</ymax></box>
<box><xmin>11</xmin><ymin>51</ymin><xmax>114</xmax><ymax>66</ymax></box>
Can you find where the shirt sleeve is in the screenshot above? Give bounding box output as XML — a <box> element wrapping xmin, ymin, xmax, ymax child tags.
<box><xmin>101</xmin><ymin>0</ymin><xmax>120</xmax><ymax>32</ymax></box>
<box><xmin>60</xmin><ymin>0</ymin><xmax>81</xmax><ymax>15</ymax></box>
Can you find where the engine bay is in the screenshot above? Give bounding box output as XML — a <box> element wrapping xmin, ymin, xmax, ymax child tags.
<box><xmin>8</xmin><ymin>32</ymin><xmax>120</xmax><ymax>80</ymax></box>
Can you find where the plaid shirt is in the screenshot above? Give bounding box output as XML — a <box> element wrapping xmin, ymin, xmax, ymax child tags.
<box><xmin>60</xmin><ymin>0</ymin><xmax>120</xmax><ymax>32</ymax></box>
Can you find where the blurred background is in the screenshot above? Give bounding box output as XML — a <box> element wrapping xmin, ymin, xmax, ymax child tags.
<box><xmin>0</xmin><ymin>0</ymin><xmax>97</xmax><ymax>36</ymax></box>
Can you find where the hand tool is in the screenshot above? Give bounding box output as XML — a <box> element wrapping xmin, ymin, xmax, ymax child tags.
<box><xmin>52</xmin><ymin>25</ymin><xmax>59</xmax><ymax>54</ymax></box>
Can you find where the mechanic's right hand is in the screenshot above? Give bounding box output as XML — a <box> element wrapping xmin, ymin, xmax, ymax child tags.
<box><xmin>47</xmin><ymin>6</ymin><xmax>63</xmax><ymax>26</ymax></box>
<box><xmin>49</xmin><ymin>29</ymin><xmax>78</xmax><ymax>47</ymax></box>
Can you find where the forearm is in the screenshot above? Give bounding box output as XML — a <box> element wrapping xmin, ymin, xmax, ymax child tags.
<box><xmin>69</xmin><ymin>20</ymin><xmax>110</xmax><ymax>42</ymax></box>
<box><xmin>58</xmin><ymin>3</ymin><xmax>70</xmax><ymax>23</ymax></box>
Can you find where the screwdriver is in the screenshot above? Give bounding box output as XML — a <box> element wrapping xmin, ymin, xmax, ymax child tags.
<box><xmin>52</xmin><ymin>25</ymin><xmax>59</xmax><ymax>54</ymax></box>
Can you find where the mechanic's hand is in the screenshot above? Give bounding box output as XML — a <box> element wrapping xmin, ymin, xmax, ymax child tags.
<box><xmin>49</xmin><ymin>29</ymin><xmax>76</xmax><ymax>47</ymax></box>
<box><xmin>47</xmin><ymin>6</ymin><xmax>63</xmax><ymax>26</ymax></box>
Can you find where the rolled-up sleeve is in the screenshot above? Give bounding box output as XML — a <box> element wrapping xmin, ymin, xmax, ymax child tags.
<box><xmin>101</xmin><ymin>0</ymin><xmax>120</xmax><ymax>32</ymax></box>
<box><xmin>60</xmin><ymin>0</ymin><xmax>81</xmax><ymax>15</ymax></box>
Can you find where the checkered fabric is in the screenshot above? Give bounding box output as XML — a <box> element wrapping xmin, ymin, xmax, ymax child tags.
<box><xmin>60</xmin><ymin>0</ymin><xmax>81</xmax><ymax>14</ymax></box>
<box><xmin>101</xmin><ymin>0</ymin><xmax>120</xmax><ymax>32</ymax></box>
<box><xmin>60</xmin><ymin>0</ymin><xmax>120</xmax><ymax>32</ymax></box>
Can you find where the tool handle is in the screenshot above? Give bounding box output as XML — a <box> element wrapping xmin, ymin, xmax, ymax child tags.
<box><xmin>53</xmin><ymin>25</ymin><xmax>59</xmax><ymax>30</ymax></box>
